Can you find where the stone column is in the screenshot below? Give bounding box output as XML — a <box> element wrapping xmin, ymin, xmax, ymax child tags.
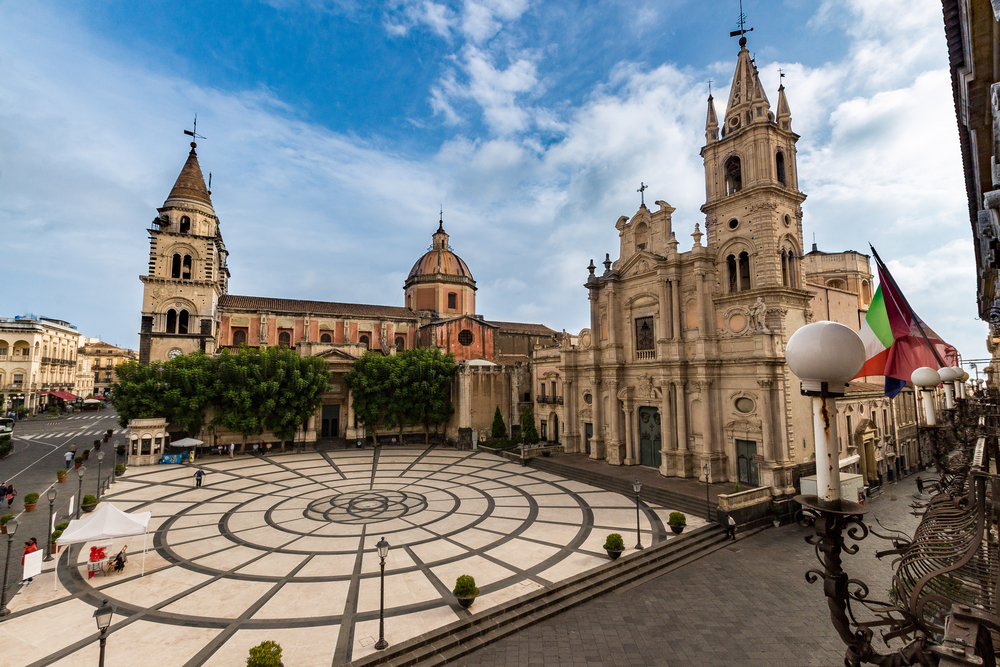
<box><xmin>694</xmin><ymin>271</ymin><xmax>706</xmax><ymax>338</ymax></box>
<box><xmin>346</xmin><ymin>388</ymin><xmax>355</xmax><ymax>429</ymax></box>
<box><xmin>757</xmin><ymin>378</ymin><xmax>776</xmax><ymax>461</ymax></box>
<box><xmin>674</xmin><ymin>380</ymin><xmax>688</xmax><ymax>451</ymax></box>
<box><xmin>622</xmin><ymin>402</ymin><xmax>635</xmax><ymax>466</ymax></box>
<box><xmin>608</xmin><ymin>380</ymin><xmax>621</xmax><ymax>464</ymax></box>
<box><xmin>564</xmin><ymin>379</ymin><xmax>575</xmax><ymax>452</ymax></box>
<box><xmin>671</xmin><ymin>279</ymin><xmax>681</xmax><ymax>339</ymax></box>
<box><xmin>659</xmin><ymin>277</ymin><xmax>671</xmax><ymax>341</ymax></box>
<box><xmin>591</xmin><ymin>378</ymin><xmax>604</xmax><ymax>460</ymax></box>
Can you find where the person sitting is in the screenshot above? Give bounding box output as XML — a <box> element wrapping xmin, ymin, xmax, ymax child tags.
<box><xmin>113</xmin><ymin>546</ymin><xmax>128</xmax><ymax>574</ymax></box>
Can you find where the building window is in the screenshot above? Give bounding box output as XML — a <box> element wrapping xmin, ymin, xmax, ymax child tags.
<box><xmin>728</xmin><ymin>218</ymin><xmax>739</xmax><ymax>230</ymax></box>
<box><xmin>12</xmin><ymin>373</ymin><xmax>23</xmax><ymax>386</ymax></box>
<box><xmin>735</xmin><ymin>397</ymin><xmax>755</xmax><ymax>413</ymax></box>
<box><xmin>776</xmin><ymin>152</ymin><xmax>786</xmax><ymax>185</ymax></box>
<box><xmin>395</xmin><ymin>336</ymin><xmax>405</xmax><ymax>350</ymax></box>
<box><xmin>551</xmin><ymin>381</ymin><xmax>556</xmax><ymax>397</ymax></box>
<box><xmin>180</xmin><ymin>216</ymin><xmax>191</xmax><ymax>234</ymax></box>
<box><xmin>448</xmin><ymin>293</ymin><xmax>457</xmax><ymax>309</ymax></box>
<box><xmin>166</xmin><ymin>309</ymin><xmax>177</xmax><ymax>333</ymax></box>
<box><xmin>540</xmin><ymin>421</ymin><xmax>547</xmax><ymax>441</ymax></box>
<box><xmin>171</xmin><ymin>254</ymin><xmax>181</xmax><ymax>278</ymax></box>
<box><xmin>846</xmin><ymin>416</ymin><xmax>853</xmax><ymax>447</ymax></box>
<box><xmin>727</xmin><ymin>255</ymin><xmax>738</xmax><ymax>293</ymax></box>
<box><xmin>232</xmin><ymin>329</ymin><xmax>247</xmax><ymax>346</ymax></box>
<box><xmin>739</xmin><ymin>252</ymin><xmax>751</xmax><ymax>290</ymax></box>
<box><xmin>278</xmin><ymin>331</ymin><xmax>291</xmax><ymax>347</ymax></box>
<box><xmin>320</xmin><ymin>333</ymin><xmax>332</xmax><ymax>343</ymax></box>
<box><xmin>584</xmin><ymin>393</ymin><xmax>593</xmax><ymax>405</ymax></box>
<box><xmin>635</xmin><ymin>316</ymin><xmax>654</xmax><ymax>351</ymax></box>
<box><xmin>182</xmin><ymin>255</ymin><xmax>192</xmax><ymax>280</ymax></box>
<box><xmin>724</xmin><ymin>156</ymin><xmax>742</xmax><ymax>194</ymax></box>
<box><xmin>634</xmin><ymin>222</ymin><xmax>648</xmax><ymax>250</ymax></box>
<box><xmin>458</xmin><ymin>329</ymin><xmax>474</xmax><ymax>346</ymax></box>
<box><xmin>178</xmin><ymin>310</ymin><xmax>189</xmax><ymax>334</ymax></box>
<box><xmin>359</xmin><ymin>334</ymin><xmax>369</xmax><ymax>349</ymax></box>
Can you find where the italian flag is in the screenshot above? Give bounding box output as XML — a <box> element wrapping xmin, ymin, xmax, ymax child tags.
<box><xmin>855</xmin><ymin>248</ymin><xmax>958</xmax><ymax>397</ymax></box>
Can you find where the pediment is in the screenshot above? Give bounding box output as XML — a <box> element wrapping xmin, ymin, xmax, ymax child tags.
<box><xmin>617</xmin><ymin>250</ymin><xmax>661</xmax><ymax>277</ymax></box>
<box><xmin>317</xmin><ymin>348</ymin><xmax>360</xmax><ymax>361</ymax></box>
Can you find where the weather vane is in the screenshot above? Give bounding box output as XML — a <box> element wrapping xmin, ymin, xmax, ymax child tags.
<box><xmin>637</xmin><ymin>182</ymin><xmax>648</xmax><ymax>207</ymax></box>
<box><xmin>183</xmin><ymin>113</ymin><xmax>206</xmax><ymax>147</ymax></box>
<box><xmin>729</xmin><ymin>0</ymin><xmax>753</xmax><ymax>45</ymax></box>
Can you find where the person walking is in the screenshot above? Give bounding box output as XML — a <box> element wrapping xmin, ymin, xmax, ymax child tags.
<box><xmin>194</xmin><ymin>468</ymin><xmax>206</xmax><ymax>488</ymax></box>
<box><xmin>229</xmin><ymin>443</ymin><xmax>234</xmax><ymax>458</ymax></box>
<box><xmin>726</xmin><ymin>514</ymin><xmax>737</xmax><ymax>540</ymax></box>
<box><xmin>916</xmin><ymin>476</ymin><xmax>924</xmax><ymax>494</ymax></box>
<box><xmin>69</xmin><ymin>442</ymin><xmax>77</xmax><ymax>458</ymax></box>
<box><xmin>5</xmin><ymin>484</ymin><xmax>15</xmax><ymax>508</ymax></box>
<box><xmin>0</xmin><ymin>482</ymin><xmax>6</xmax><ymax>504</ymax></box>
<box><xmin>265</xmin><ymin>442</ymin><xmax>272</xmax><ymax>455</ymax></box>
<box><xmin>64</xmin><ymin>451</ymin><xmax>73</xmax><ymax>468</ymax></box>
<box><xmin>20</xmin><ymin>539</ymin><xmax>37</xmax><ymax>584</ymax></box>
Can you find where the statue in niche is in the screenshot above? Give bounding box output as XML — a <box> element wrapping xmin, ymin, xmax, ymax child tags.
<box><xmin>749</xmin><ymin>297</ymin><xmax>769</xmax><ymax>332</ymax></box>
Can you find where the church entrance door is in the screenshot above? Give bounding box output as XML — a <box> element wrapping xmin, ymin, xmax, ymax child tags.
<box><xmin>584</xmin><ymin>422</ymin><xmax>593</xmax><ymax>455</ymax></box>
<box><xmin>736</xmin><ymin>439</ymin><xmax>759</xmax><ymax>486</ymax></box>
<box><xmin>322</xmin><ymin>404</ymin><xmax>340</xmax><ymax>439</ymax></box>
<box><xmin>638</xmin><ymin>407</ymin><xmax>661</xmax><ymax>468</ymax></box>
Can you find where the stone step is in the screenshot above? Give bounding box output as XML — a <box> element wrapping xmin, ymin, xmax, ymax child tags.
<box><xmin>347</xmin><ymin>524</ymin><xmax>729</xmax><ymax>667</ymax></box>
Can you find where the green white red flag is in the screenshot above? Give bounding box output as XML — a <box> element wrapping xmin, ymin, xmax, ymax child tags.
<box><xmin>855</xmin><ymin>247</ymin><xmax>958</xmax><ymax>397</ymax></box>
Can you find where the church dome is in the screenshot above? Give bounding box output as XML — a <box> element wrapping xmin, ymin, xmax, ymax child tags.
<box><xmin>405</xmin><ymin>220</ymin><xmax>474</xmax><ymax>283</ymax></box>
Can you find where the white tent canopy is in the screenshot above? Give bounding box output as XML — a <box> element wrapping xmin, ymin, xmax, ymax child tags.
<box><xmin>169</xmin><ymin>437</ymin><xmax>203</xmax><ymax>448</ymax></box>
<box><xmin>55</xmin><ymin>504</ymin><xmax>152</xmax><ymax>585</ymax></box>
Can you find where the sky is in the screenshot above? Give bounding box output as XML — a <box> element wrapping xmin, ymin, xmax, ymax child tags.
<box><xmin>0</xmin><ymin>0</ymin><xmax>987</xmax><ymax>363</ymax></box>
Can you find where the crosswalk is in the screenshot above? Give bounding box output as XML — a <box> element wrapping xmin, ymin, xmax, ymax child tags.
<box><xmin>65</xmin><ymin>414</ymin><xmax>111</xmax><ymax>420</ymax></box>
<box><xmin>17</xmin><ymin>428</ymin><xmax>127</xmax><ymax>440</ymax></box>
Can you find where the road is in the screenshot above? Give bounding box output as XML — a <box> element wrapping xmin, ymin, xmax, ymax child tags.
<box><xmin>0</xmin><ymin>409</ymin><xmax>127</xmax><ymax>590</ymax></box>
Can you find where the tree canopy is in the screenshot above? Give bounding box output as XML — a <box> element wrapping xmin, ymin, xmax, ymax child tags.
<box><xmin>491</xmin><ymin>406</ymin><xmax>506</xmax><ymax>439</ymax></box>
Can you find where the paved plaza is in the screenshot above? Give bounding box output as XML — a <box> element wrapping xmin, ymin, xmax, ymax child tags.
<box><xmin>0</xmin><ymin>446</ymin><xmax>703</xmax><ymax>667</ymax></box>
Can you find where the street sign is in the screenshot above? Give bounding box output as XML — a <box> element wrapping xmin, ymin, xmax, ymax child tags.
<box><xmin>751</xmin><ymin>454</ymin><xmax>764</xmax><ymax>463</ymax></box>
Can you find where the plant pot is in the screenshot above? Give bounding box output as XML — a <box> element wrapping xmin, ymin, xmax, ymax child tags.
<box><xmin>24</xmin><ymin>503</ymin><xmax>37</xmax><ymax>512</ymax></box>
<box><xmin>57</xmin><ymin>476</ymin><xmax>67</xmax><ymax>483</ymax></box>
<box><xmin>81</xmin><ymin>503</ymin><xmax>97</xmax><ymax>513</ymax></box>
<box><xmin>456</xmin><ymin>596</ymin><xmax>477</xmax><ymax>608</ymax></box>
<box><xmin>115</xmin><ymin>469</ymin><xmax>124</xmax><ymax>477</ymax></box>
<box><xmin>772</xmin><ymin>519</ymin><xmax>781</xmax><ymax>528</ymax></box>
<box><xmin>94</xmin><ymin>442</ymin><xmax>101</xmax><ymax>450</ymax></box>
<box><xmin>669</xmin><ymin>525</ymin><xmax>684</xmax><ymax>535</ymax></box>
<box><xmin>605</xmin><ymin>548</ymin><xmax>623</xmax><ymax>560</ymax></box>
<box><xmin>1</xmin><ymin>526</ymin><xmax>6</xmax><ymax>535</ymax></box>
<box><xmin>74</xmin><ymin>462</ymin><xmax>82</xmax><ymax>469</ymax></box>
<box><xmin>82</xmin><ymin>453</ymin><xmax>89</xmax><ymax>461</ymax></box>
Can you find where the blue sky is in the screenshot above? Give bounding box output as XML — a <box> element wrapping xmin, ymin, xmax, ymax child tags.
<box><xmin>0</xmin><ymin>0</ymin><xmax>986</xmax><ymax>364</ymax></box>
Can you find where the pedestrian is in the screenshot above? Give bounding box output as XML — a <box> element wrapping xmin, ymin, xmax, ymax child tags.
<box><xmin>5</xmin><ymin>484</ymin><xmax>15</xmax><ymax>508</ymax></box>
<box><xmin>64</xmin><ymin>451</ymin><xmax>73</xmax><ymax>468</ymax></box>
<box><xmin>69</xmin><ymin>442</ymin><xmax>77</xmax><ymax>457</ymax></box>
<box><xmin>20</xmin><ymin>539</ymin><xmax>37</xmax><ymax>584</ymax></box>
<box><xmin>265</xmin><ymin>442</ymin><xmax>272</xmax><ymax>455</ymax></box>
<box><xmin>194</xmin><ymin>468</ymin><xmax>206</xmax><ymax>488</ymax></box>
<box><xmin>726</xmin><ymin>514</ymin><xmax>737</xmax><ymax>540</ymax></box>
<box><xmin>253</xmin><ymin>442</ymin><xmax>260</xmax><ymax>455</ymax></box>
<box><xmin>0</xmin><ymin>482</ymin><xmax>6</xmax><ymax>504</ymax></box>
<box><xmin>916</xmin><ymin>476</ymin><xmax>924</xmax><ymax>494</ymax></box>
<box><xmin>229</xmin><ymin>443</ymin><xmax>234</xmax><ymax>458</ymax></box>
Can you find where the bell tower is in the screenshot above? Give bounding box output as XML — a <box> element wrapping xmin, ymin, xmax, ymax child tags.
<box><xmin>139</xmin><ymin>139</ymin><xmax>229</xmax><ymax>364</ymax></box>
<box><xmin>700</xmin><ymin>37</ymin><xmax>806</xmax><ymax>294</ymax></box>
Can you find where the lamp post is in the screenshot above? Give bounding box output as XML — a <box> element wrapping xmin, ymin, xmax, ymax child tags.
<box><xmin>94</xmin><ymin>599</ymin><xmax>114</xmax><ymax>667</ymax></box>
<box><xmin>96</xmin><ymin>450</ymin><xmax>105</xmax><ymax>500</ymax></box>
<box><xmin>44</xmin><ymin>486</ymin><xmax>57</xmax><ymax>562</ymax></box>
<box><xmin>703</xmin><ymin>463</ymin><xmax>711</xmax><ymax>521</ymax></box>
<box><xmin>76</xmin><ymin>466</ymin><xmax>87</xmax><ymax>519</ymax></box>
<box><xmin>0</xmin><ymin>519</ymin><xmax>18</xmax><ymax>617</ymax></box>
<box><xmin>632</xmin><ymin>480</ymin><xmax>643</xmax><ymax>550</ymax></box>
<box><xmin>375</xmin><ymin>537</ymin><xmax>390</xmax><ymax>650</ymax></box>
<box><xmin>912</xmin><ymin>368</ymin><xmax>941</xmax><ymax>427</ymax></box>
<box><xmin>937</xmin><ymin>366</ymin><xmax>959</xmax><ymax>410</ymax></box>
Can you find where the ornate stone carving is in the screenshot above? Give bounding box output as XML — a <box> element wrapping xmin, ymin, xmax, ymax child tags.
<box><xmin>578</xmin><ymin>408</ymin><xmax>593</xmax><ymax>420</ymax></box>
<box><xmin>689</xmin><ymin>379</ymin><xmax>712</xmax><ymax>392</ymax></box>
<box><xmin>725</xmin><ymin>418</ymin><xmax>763</xmax><ymax>432</ymax></box>
<box><xmin>747</xmin><ymin>200</ymin><xmax>779</xmax><ymax>213</ymax></box>
<box><xmin>804</xmin><ymin>308</ymin><xmax>814</xmax><ymax>323</ymax></box>
<box><xmin>749</xmin><ymin>297</ymin><xmax>769</xmax><ymax>332</ymax></box>
<box><xmin>637</xmin><ymin>373</ymin><xmax>655</xmax><ymax>398</ymax></box>
<box><xmin>757</xmin><ymin>379</ymin><xmax>774</xmax><ymax>388</ymax></box>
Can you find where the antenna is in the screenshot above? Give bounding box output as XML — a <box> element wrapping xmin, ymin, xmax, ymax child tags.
<box><xmin>208</xmin><ymin>172</ymin><xmax>212</xmax><ymax>193</ymax></box>
<box><xmin>729</xmin><ymin>0</ymin><xmax>753</xmax><ymax>45</ymax></box>
<box><xmin>183</xmin><ymin>113</ymin><xmax>206</xmax><ymax>147</ymax></box>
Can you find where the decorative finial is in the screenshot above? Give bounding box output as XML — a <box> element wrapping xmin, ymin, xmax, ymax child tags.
<box><xmin>437</xmin><ymin>205</ymin><xmax>444</xmax><ymax>233</ymax></box>
<box><xmin>183</xmin><ymin>113</ymin><xmax>206</xmax><ymax>150</ymax></box>
<box><xmin>588</xmin><ymin>259</ymin><xmax>596</xmax><ymax>276</ymax></box>
<box><xmin>692</xmin><ymin>223</ymin><xmax>703</xmax><ymax>247</ymax></box>
<box><xmin>207</xmin><ymin>172</ymin><xmax>212</xmax><ymax>195</ymax></box>
<box><xmin>603</xmin><ymin>253</ymin><xmax>612</xmax><ymax>272</ymax></box>
<box><xmin>729</xmin><ymin>0</ymin><xmax>753</xmax><ymax>47</ymax></box>
<box><xmin>637</xmin><ymin>182</ymin><xmax>648</xmax><ymax>207</ymax></box>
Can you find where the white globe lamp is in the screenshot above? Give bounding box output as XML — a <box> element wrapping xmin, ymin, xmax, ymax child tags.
<box><xmin>911</xmin><ymin>367</ymin><xmax>941</xmax><ymax>426</ymax></box>
<box><xmin>937</xmin><ymin>367</ymin><xmax>959</xmax><ymax>409</ymax></box>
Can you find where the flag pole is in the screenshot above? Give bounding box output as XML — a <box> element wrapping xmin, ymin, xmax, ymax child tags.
<box><xmin>869</xmin><ymin>245</ymin><xmax>947</xmax><ymax>368</ymax></box>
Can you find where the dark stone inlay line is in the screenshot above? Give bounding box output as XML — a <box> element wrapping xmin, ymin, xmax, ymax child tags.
<box><xmin>318</xmin><ymin>449</ymin><xmax>349</xmax><ymax>480</ymax></box>
<box><xmin>368</xmin><ymin>444</ymin><xmax>381</xmax><ymax>490</ymax></box>
<box><xmin>400</xmin><ymin>443</ymin><xmax>437</xmax><ymax>474</ymax></box>
<box><xmin>333</xmin><ymin>524</ymin><xmax>367</xmax><ymax>665</ymax></box>
<box><xmin>403</xmin><ymin>544</ymin><xmax>471</xmax><ymax>618</ymax></box>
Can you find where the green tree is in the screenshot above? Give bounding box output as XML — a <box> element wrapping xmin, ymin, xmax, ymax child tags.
<box><xmin>213</xmin><ymin>347</ymin><xmax>277</xmax><ymax>454</ymax></box>
<box><xmin>264</xmin><ymin>346</ymin><xmax>332</xmax><ymax>448</ymax></box>
<box><xmin>491</xmin><ymin>406</ymin><xmax>506</xmax><ymax>439</ymax></box>
<box><xmin>111</xmin><ymin>360</ymin><xmax>168</xmax><ymax>428</ymax></box>
<box><xmin>400</xmin><ymin>348</ymin><xmax>455</xmax><ymax>443</ymax></box>
<box><xmin>344</xmin><ymin>351</ymin><xmax>398</xmax><ymax>445</ymax></box>
<box><xmin>159</xmin><ymin>352</ymin><xmax>218</xmax><ymax>436</ymax></box>
<box><xmin>520</xmin><ymin>405</ymin><xmax>539</xmax><ymax>444</ymax></box>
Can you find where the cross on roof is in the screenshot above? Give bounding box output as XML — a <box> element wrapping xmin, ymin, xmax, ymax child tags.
<box><xmin>708</xmin><ymin>78</ymin><xmax>713</xmax><ymax>96</ymax></box>
<box><xmin>637</xmin><ymin>182</ymin><xmax>647</xmax><ymax>207</ymax></box>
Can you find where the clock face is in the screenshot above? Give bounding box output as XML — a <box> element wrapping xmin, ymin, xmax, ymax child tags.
<box><xmin>167</xmin><ymin>348</ymin><xmax>183</xmax><ymax>359</ymax></box>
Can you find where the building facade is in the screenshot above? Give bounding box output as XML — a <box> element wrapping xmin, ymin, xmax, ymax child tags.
<box><xmin>0</xmin><ymin>316</ymin><xmax>83</xmax><ymax>413</ymax></box>
<box><xmin>82</xmin><ymin>339</ymin><xmax>136</xmax><ymax>396</ymax></box>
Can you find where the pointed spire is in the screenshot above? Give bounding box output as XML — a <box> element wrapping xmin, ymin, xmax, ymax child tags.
<box><xmin>705</xmin><ymin>94</ymin><xmax>719</xmax><ymax>143</ymax></box>
<box><xmin>722</xmin><ymin>46</ymin><xmax>772</xmax><ymax>136</ymax></box>
<box><xmin>166</xmin><ymin>143</ymin><xmax>213</xmax><ymax>206</ymax></box>
<box><xmin>776</xmin><ymin>82</ymin><xmax>792</xmax><ymax>131</ymax></box>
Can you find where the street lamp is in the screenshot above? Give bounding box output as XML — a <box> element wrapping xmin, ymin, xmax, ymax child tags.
<box><xmin>632</xmin><ymin>480</ymin><xmax>643</xmax><ymax>550</ymax></box>
<box><xmin>960</xmin><ymin>370</ymin><xmax>970</xmax><ymax>399</ymax></box>
<box><xmin>96</xmin><ymin>450</ymin><xmax>105</xmax><ymax>500</ymax></box>
<box><xmin>375</xmin><ymin>537</ymin><xmax>390</xmax><ymax>650</ymax></box>
<box><xmin>44</xmin><ymin>486</ymin><xmax>57</xmax><ymax>562</ymax></box>
<box><xmin>702</xmin><ymin>464</ymin><xmax>711</xmax><ymax>521</ymax></box>
<box><xmin>76</xmin><ymin>466</ymin><xmax>87</xmax><ymax>519</ymax></box>
<box><xmin>0</xmin><ymin>519</ymin><xmax>17</xmax><ymax>617</ymax></box>
<box><xmin>937</xmin><ymin>366</ymin><xmax>959</xmax><ymax>409</ymax></box>
<box><xmin>912</xmin><ymin>367</ymin><xmax>941</xmax><ymax>427</ymax></box>
<box><xmin>94</xmin><ymin>599</ymin><xmax>114</xmax><ymax>667</ymax></box>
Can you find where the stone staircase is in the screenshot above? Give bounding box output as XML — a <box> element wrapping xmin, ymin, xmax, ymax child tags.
<box><xmin>348</xmin><ymin>524</ymin><xmax>731</xmax><ymax>667</ymax></box>
<box><xmin>526</xmin><ymin>456</ymin><xmax>718</xmax><ymax>522</ymax></box>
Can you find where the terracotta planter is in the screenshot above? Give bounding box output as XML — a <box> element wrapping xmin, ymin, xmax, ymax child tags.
<box><xmin>115</xmin><ymin>469</ymin><xmax>124</xmax><ymax>477</ymax></box>
<box><xmin>669</xmin><ymin>525</ymin><xmax>684</xmax><ymax>535</ymax></box>
<box><xmin>57</xmin><ymin>476</ymin><xmax>67</xmax><ymax>483</ymax></box>
<box><xmin>82</xmin><ymin>452</ymin><xmax>89</xmax><ymax>460</ymax></box>
<box><xmin>605</xmin><ymin>548</ymin><xmax>623</xmax><ymax>560</ymax></box>
<box><xmin>94</xmin><ymin>442</ymin><xmax>101</xmax><ymax>450</ymax></box>
<box><xmin>74</xmin><ymin>462</ymin><xmax>82</xmax><ymax>469</ymax></box>
<box><xmin>24</xmin><ymin>502</ymin><xmax>37</xmax><ymax>512</ymax></box>
<box><xmin>1</xmin><ymin>525</ymin><xmax>6</xmax><ymax>534</ymax></box>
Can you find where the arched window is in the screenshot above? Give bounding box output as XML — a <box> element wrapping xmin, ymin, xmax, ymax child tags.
<box><xmin>861</xmin><ymin>280</ymin><xmax>872</xmax><ymax>303</ymax></box>
<box><xmin>727</xmin><ymin>254</ymin><xmax>738</xmax><ymax>293</ymax></box>
<box><xmin>634</xmin><ymin>222</ymin><xmax>648</xmax><ymax>250</ymax></box>
<box><xmin>182</xmin><ymin>255</ymin><xmax>192</xmax><ymax>280</ymax></box>
<box><xmin>141</xmin><ymin>434</ymin><xmax>152</xmax><ymax>455</ymax></box>
<box><xmin>320</xmin><ymin>333</ymin><xmax>332</xmax><ymax>343</ymax></box>
<box><xmin>724</xmin><ymin>156</ymin><xmax>742</xmax><ymax>195</ymax></box>
<box><xmin>171</xmin><ymin>254</ymin><xmax>181</xmax><ymax>278</ymax></box>
<box><xmin>232</xmin><ymin>329</ymin><xmax>247</xmax><ymax>346</ymax></box>
<box><xmin>395</xmin><ymin>336</ymin><xmax>405</xmax><ymax>350</ymax></box>
<box><xmin>826</xmin><ymin>279</ymin><xmax>846</xmax><ymax>290</ymax></box>
<box><xmin>180</xmin><ymin>216</ymin><xmax>191</xmax><ymax>234</ymax></box>
<box><xmin>776</xmin><ymin>152</ymin><xmax>786</xmax><ymax>186</ymax></box>
<box><xmin>738</xmin><ymin>251</ymin><xmax>751</xmax><ymax>291</ymax></box>
<box><xmin>178</xmin><ymin>310</ymin><xmax>189</xmax><ymax>334</ymax></box>
<box><xmin>278</xmin><ymin>331</ymin><xmax>291</xmax><ymax>347</ymax></box>
<box><xmin>781</xmin><ymin>249</ymin><xmax>790</xmax><ymax>287</ymax></box>
<box><xmin>359</xmin><ymin>334</ymin><xmax>370</xmax><ymax>349</ymax></box>
<box><xmin>166</xmin><ymin>309</ymin><xmax>177</xmax><ymax>333</ymax></box>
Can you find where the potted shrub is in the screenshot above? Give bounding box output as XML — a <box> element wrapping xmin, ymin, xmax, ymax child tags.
<box><xmin>81</xmin><ymin>494</ymin><xmax>98</xmax><ymax>512</ymax></box>
<box><xmin>74</xmin><ymin>456</ymin><xmax>83</xmax><ymax>469</ymax></box>
<box><xmin>0</xmin><ymin>514</ymin><xmax>12</xmax><ymax>534</ymax></box>
<box><xmin>93</xmin><ymin>439</ymin><xmax>101</xmax><ymax>451</ymax></box>
<box><xmin>82</xmin><ymin>448</ymin><xmax>90</xmax><ymax>461</ymax></box>
<box><xmin>50</xmin><ymin>529</ymin><xmax>63</xmax><ymax>551</ymax></box>
<box><xmin>453</xmin><ymin>574</ymin><xmax>479</xmax><ymax>608</ymax></box>
<box><xmin>770</xmin><ymin>503</ymin><xmax>782</xmax><ymax>528</ymax></box>
<box><xmin>103</xmin><ymin>429</ymin><xmax>112</xmax><ymax>443</ymax></box>
<box><xmin>604</xmin><ymin>533</ymin><xmax>625</xmax><ymax>560</ymax></box>
<box><xmin>57</xmin><ymin>469</ymin><xmax>68</xmax><ymax>483</ymax></box>
<box><xmin>668</xmin><ymin>511</ymin><xmax>686</xmax><ymax>535</ymax></box>
<box><xmin>115</xmin><ymin>464</ymin><xmax>126</xmax><ymax>477</ymax></box>
<box><xmin>116</xmin><ymin>444</ymin><xmax>126</xmax><ymax>456</ymax></box>
<box><xmin>23</xmin><ymin>492</ymin><xmax>39</xmax><ymax>512</ymax></box>
<box><xmin>247</xmin><ymin>640</ymin><xmax>283</xmax><ymax>667</ymax></box>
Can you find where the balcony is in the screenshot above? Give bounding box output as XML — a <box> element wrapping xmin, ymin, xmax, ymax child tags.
<box><xmin>535</xmin><ymin>395</ymin><xmax>562</xmax><ymax>405</ymax></box>
<box><xmin>636</xmin><ymin>349</ymin><xmax>655</xmax><ymax>361</ymax></box>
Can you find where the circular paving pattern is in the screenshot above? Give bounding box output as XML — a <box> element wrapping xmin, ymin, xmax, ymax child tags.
<box><xmin>30</xmin><ymin>448</ymin><xmax>702</xmax><ymax>667</ymax></box>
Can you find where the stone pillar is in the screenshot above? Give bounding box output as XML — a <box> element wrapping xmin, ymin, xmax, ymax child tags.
<box><xmin>671</xmin><ymin>279</ymin><xmax>681</xmax><ymax>339</ymax></box>
<box><xmin>591</xmin><ymin>378</ymin><xmax>604</xmax><ymax>460</ymax></box>
<box><xmin>564</xmin><ymin>379</ymin><xmax>575</xmax><ymax>452</ymax></box>
<box><xmin>622</xmin><ymin>402</ymin><xmax>635</xmax><ymax>466</ymax></box>
<box><xmin>758</xmin><ymin>378</ymin><xmax>776</xmax><ymax>460</ymax></box>
<box><xmin>346</xmin><ymin>389</ymin><xmax>355</xmax><ymax>429</ymax></box>
<box><xmin>694</xmin><ymin>271</ymin><xmax>706</xmax><ymax>338</ymax></box>
<box><xmin>608</xmin><ymin>380</ymin><xmax>622</xmax><ymax>464</ymax></box>
<box><xmin>675</xmin><ymin>380</ymin><xmax>688</xmax><ymax>451</ymax></box>
<box><xmin>659</xmin><ymin>278</ymin><xmax>671</xmax><ymax>342</ymax></box>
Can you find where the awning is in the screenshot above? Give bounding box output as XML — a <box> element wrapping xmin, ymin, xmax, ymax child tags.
<box><xmin>839</xmin><ymin>454</ymin><xmax>860</xmax><ymax>468</ymax></box>
<box><xmin>170</xmin><ymin>437</ymin><xmax>204</xmax><ymax>448</ymax></box>
<box><xmin>41</xmin><ymin>391</ymin><xmax>79</xmax><ymax>401</ymax></box>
